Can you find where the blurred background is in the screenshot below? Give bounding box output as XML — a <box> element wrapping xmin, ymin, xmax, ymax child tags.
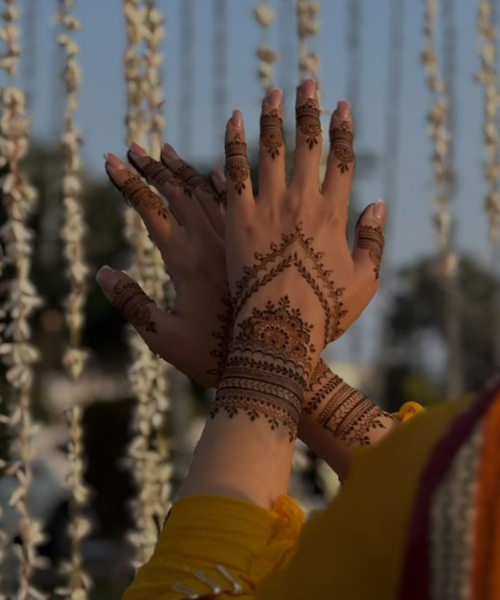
<box><xmin>0</xmin><ymin>0</ymin><xmax>499</xmax><ymax>598</ymax></box>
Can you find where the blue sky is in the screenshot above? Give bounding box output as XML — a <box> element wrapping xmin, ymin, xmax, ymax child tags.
<box><xmin>4</xmin><ymin>0</ymin><xmax>496</xmax><ymax>363</ymax></box>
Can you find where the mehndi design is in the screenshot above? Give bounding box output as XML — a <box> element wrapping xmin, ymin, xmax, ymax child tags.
<box><xmin>296</xmin><ymin>98</ymin><xmax>322</xmax><ymax>150</ymax></box>
<box><xmin>211</xmin><ymin>297</ymin><xmax>314</xmax><ymax>440</ymax></box>
<box><xmin>260</xmin><ymin>108</ymin><xmax>284</xmax><ymax>159</ymax></box>
<box><xmin>330</xmin><ymin>120</ymin><xmax>355</xmax><ymax>174</ymax></box>
<box><xmin>357</xmin><ymin>225</ymin><xmax>385</xmax><ymax>279</ymax></box>
<box><xmin>225</xmin><ymin>133</ymin><xmax>250</xmax><ymax>195</ymax></box>
<box><xmin>313</xmin><ymin>374</ymin><xmax>394</xmax><ymax>445</ymax></box>
<box><xmin>120</xmin><ymin>175</ymin><xmax>169</xmax><ymax>220</ymax></box>
<box><xmin>232</xmin><ymin>222</ymin><xmax>347</xmax><ymax>345</ymax></box>
<box><xmin>112</xmin><ymin>281</ymin><xmax>157</xmax><ymax>333</ymax></box>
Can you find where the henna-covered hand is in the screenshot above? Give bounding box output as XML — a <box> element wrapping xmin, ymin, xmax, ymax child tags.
<box><xmin>214</xmin><ymin>81</ymin><xmax>387</xmax><ymax>438</ymax></box>
<box><xmin>98</xmin><ymin>147</ymin><xmax>230</xmax><ymax>388</ymax></box>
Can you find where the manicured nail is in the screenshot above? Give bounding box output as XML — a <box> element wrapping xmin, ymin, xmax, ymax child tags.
<box><xmin>266</xmin><ymin>89</ymin><xmax>283</xmax><ymax>108</ymax></box>
<box><xmin>130</xmin><ymin>142</ymin><xmax>148</xmax><ymax>157</ymax></box>
<box><xmin>301</xmin><ymin>78</ymin><xmax>317</xmax><ymax>98</ymax></box>
<box><xmin>336</xmin><ymin>100</ymin><xmax>351</xmax><ymax>119</ymax></box>
<box><xmin>162</xmin><ymin>143</ymin><xmax>179</xmax><ymax>160</ymax></box>
<box><xmin>96</xmin><ymin>266</ymin><xmax>120</xmax><ymax>294</ymax></box>
<box><xmin>231</xmin><ymin>109</ymin><xmax>243</xmax><ymax>128</ymax></box>
<box><xmin>373</xmin><ymin>199</ymin><xmax>386</xmax><ymax>223</ymax></box>
<box><xmin>105</xmin><ymin>153</ymin><xmax>126</xmax><ymax>170</ymax></box>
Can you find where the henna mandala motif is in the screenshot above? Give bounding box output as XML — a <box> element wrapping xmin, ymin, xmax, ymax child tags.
<box><xmin>316</xmin><ymin>377</ymin><xmax>394</xmax><ymax>445</ymax></box>
<box><xmin>112</xmin><ymin>281</ymin><xmax>157</xmax><ymax>333</ymax></box>
<box><xmin>260</xmin><ymin>109</ymin><xmax>284</xmax><ymax>159</ymax></box>
<box><xmin>329</xmin><ymin>120</ymin><xmax>355</xmax><ymax>173</ymax></box>
<box><xmin>141</xmin><ymin>158</ymin><xmax>183</xmax><ymax>189</ymax></box>
<box><xmin>296</xmin><ymin>99</ymin><xmax>322</xmax><ymax>150</ymax></box>
<box><xmin>211</xmin><ymin>297</ymin><xmax>314</xmax><ymax>440</ymax></box>
<box><xmin>225</xmin><ymin>133</ymin><xmax>250</xmax><ymax>194</ymax></box>
<box><xmin>233</xmin><ymin>223</ymin><xmax>347</xmax><ymax>344</ymax></box>
<box><xmin>357</xmin><ymin>225</ymin><xmax>385</xmax><ymax>279</ymax></box>
<box><xmin>120</xmin><ymin>175</ymin><xmax>168</xmax><ymax>220</ymax></box>
<box><xmin>174</xmin><ymin>162</ymin><xmax>219</xmax><ymax>201</ymax></box>
<box><xmin>233</xmin><ymin>297</ymin><xmax>315</xmax><ymax>376</ymax></box>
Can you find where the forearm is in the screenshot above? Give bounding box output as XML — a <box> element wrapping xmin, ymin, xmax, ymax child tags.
<box><xmin>299</xmin><ymin>361</ymin><xmax>399</xmax><ymax>479</ymax></box>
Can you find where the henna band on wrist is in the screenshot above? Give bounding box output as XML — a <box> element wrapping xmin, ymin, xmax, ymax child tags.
<box><xmin>211</xmin><ymin>365</ymin><xmax>303</xmax><ymax>441</ymax></box>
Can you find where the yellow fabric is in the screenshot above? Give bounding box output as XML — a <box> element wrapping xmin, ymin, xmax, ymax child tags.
<box><xmin>123</xmin><ymin>400</ymin><xmax>436</xmax><ymax>600</ymax></box>
<box><xmin>255</xmin><ymin>398</ymin><xmax>467</xmax><ymax>600</ymax></box>
<box><xmin>394</xmin><ymin>401</ymin><xmax>426</xmax><ymax>423</ymax></box>
<box><xmin>122</xmin><ymin>494</ymin><xmax>305</xmax><ymax>600</ymax></box>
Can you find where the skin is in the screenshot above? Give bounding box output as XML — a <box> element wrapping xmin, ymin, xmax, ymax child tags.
<box><xmin>98</xmin><ymin>80</ymin><xmax>396</xmax><ymax>505</ymax></box>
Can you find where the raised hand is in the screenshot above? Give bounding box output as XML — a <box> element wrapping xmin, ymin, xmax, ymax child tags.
<box><xmin>98</xmin><ymin>148</ymin><xmax>231</xmax><ymax>388</ymax></box>
<box><xmin>216</xmin><ymin>79</ymin><xmax>386</xmax><ymax>440</ymax></box>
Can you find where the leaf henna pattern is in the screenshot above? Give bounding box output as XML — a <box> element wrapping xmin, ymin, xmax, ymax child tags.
<box><xmin>112</xmin><ymin>281</ymin><xmax>157</xmax><ymax>333</ymax></box>
<box><xmin>232</xmin><ymin>222</ymin><xmax>347</xmax><ymax>345</ymax></box>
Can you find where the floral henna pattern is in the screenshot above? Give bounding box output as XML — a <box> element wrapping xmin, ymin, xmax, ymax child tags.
<box><xmin>120</xmin><ymin>175</ymin><xmax>169</xmax><ymax>220</ymax></box>
<box><xmin>330</xmin><ymin>120</ymin><xmax>355</xmax><ymax>173</ymax></box>
<box><xmin>315</xmin><ymin>376</ymin><xmax>395</xmax><ymax>445</ymax></box>
<box><xmin>232</xmin><ymin>223</ymin><xmax>347</xmax><ymax>344</ymax></box>
<box><xmin>112</xmin><ymin>281</ymin><xmax>157</xmax><ymax>333</ymax></box>
<box><xmin>211</xmin><ymin>296</ymin><xmax>314</xmax><ymax>440</ymax></box>
<box><xmin>225</xmin><ymin>133</ymin><xmax>250</xmax><ymax>194</ymax></box>
<box><xmin>260</xmin><ymin>109</ymin><xmax>284</xmax><ymax>159</ymax></box>
<box><xmin>296</xmin><ymin>98</ymin><xmax>322</xmax><ymax>150</ymax></box>
<box><xmin>357</xmin><ymin>225</ymin><xmax>385</xmax><ymax>279</ymax></box>
<box><xmin>233</xmin><ymin>297</ymin><xmax>316</xmax><ymax>378</ymax></box>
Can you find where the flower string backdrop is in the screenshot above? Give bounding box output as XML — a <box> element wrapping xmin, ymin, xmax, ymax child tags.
<box><xmin>55</xmin><ymin>0</ymin><xmax>93</xmax><ymax>598</ymax></box>
<box><xmin>0</xmin><ymin>1</ymin><xmax>45</xmax><ymax>599</ymax></box>
<box><xmin>122</xmin><ymin>0</ymin><xmax>171</xmax><ymax>570</ymax></box>
<box><xmin>477</xmin><ymin>0</ymin><xmax>500</xmax><ymax>364</ymax></box>
<box><xmin>421</xmin><ymin>0</ymin><xmax>463</xmax><ymax>400</ymax></box>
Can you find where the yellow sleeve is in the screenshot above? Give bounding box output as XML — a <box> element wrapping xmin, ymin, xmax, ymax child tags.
<box><xmin>122</xmin><ymin>494</ymin><xmax>305</xmax><ymax>600</ymax></box>
<box><xmin>394</xmin><ymin>401</ymin><xmax>425</xmax><ymax>423</ymax></box>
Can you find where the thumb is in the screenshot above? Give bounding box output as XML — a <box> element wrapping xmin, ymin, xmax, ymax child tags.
<box><xmin>96</xmin><ymin>266</ymin><xmax>177</xmax><ymax>360</ymax></box>
<box><xmin>352</xmin><ymin>199</ymin><xmax>387</xmax><ymax>281</ymax></box>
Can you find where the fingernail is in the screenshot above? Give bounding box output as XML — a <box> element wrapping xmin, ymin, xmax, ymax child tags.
<box><xmin>266</xmin><ymin>89</ymin><xmax>283</xmax><ymax>108</ymax></box>
<box><xmin>130</xmin><ymin>142</ymin><xmax>148</xmax><ymax>157</ymax></box>
<box><xmin>231</xmin><ymin>109</ymin><xmax>243</xmax><ymax>128</ymax></box>
<box><xmin>105</xmin><ymin>153</ymin><xmax>126</xmax><ymax>170</ymax></box>
<box><xmin>336</xmin><ymin>100</ymin><xmax>351</xmax><ymax>119</ymax></box>
<box><xmin>96</xmin><ymin>266</ymin><xmax>120</xmax><ymax>294</ymax></box>
<box><xmin>373</xmin><ymin>199</ymin><xmax>386</xmax><ymax>223</ymax></box>
<box><xmin>162</xmin><ymin>143</ymin><xmax>179</xmax><ymax>160</ymax></box>
<box><xmin>301</xmin><ymin>78</ymin><xmax>317</xmax><ymax>98</ymax></box>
